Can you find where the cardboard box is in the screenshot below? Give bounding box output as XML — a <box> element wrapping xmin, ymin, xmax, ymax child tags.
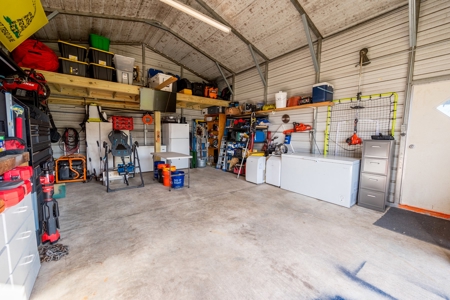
<box><xmin>148</xmin><ymin>73</ymin><xmax>173</xmax><ymax>92</ymax></box>
<box><xmin>225</xmin><ymin>107</ymin><xmax>241</xmax><ymax>115</ymax></box>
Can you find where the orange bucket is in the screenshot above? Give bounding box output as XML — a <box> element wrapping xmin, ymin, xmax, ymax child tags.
<box><xmin>157</xmin><ymin>163</ymin><xmax>170</xmax><ymax>170</ymax></box>
<box><xmin>162</xmin><ymin>167</ymin><xmax>176</xmax><ymax>187</ymax></box>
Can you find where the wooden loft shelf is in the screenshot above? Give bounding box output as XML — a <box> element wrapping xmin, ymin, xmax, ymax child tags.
<box><xmin>272</xmin><ymin>102</ymin><xmax>333</xmax><ymax>111</ymax></box>
<box><xmin>38</xmin><ymin>70</ymin><xmax>230</xmax><ymax>110</ymax></box>
<box><xmin>176</xmin><ymin>94</ymin><xmax>230</xmax><ymax>110</ymax></box>
<box><xmin>0</xmin><ymin>152</ymin><xmax>30</xmax><ymax>175</ymax></box>
<box><xmin>226</xmin><ymin>102</ymin><xmax>334</xmax><ymax>117</ymax></box>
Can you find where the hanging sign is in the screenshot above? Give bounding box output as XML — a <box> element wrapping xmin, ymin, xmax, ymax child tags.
<box><xmin>0</xmin><ymin>0</ymin><xmax>48</xmax><ymax>51</ymax></box>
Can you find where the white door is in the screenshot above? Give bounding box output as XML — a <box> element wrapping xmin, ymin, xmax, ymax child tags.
<box><xmin>401</xmin><ymin>80</ymin><xmax>450</xmax><ymax>214</ymax></box>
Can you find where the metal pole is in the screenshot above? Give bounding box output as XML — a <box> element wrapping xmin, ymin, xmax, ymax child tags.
<box><xmin>232</xmin><ymin>75</ymin><xmax>236</xmax><ymax>102</ymax></box>
<box><xmin>394</xmin><ymin>0</ymin><xmax>420</xmax><ymax>204</ymax></box>
<box><xmin>47</xmin><ymin>11</ymin><xmax>59</xmax><ymax>21</ymax></box>
<box><xmin>264</xmin><ymin>62</ymin><xmax>269</xmax><ymax>104</ymax></box>
<box><xmin>215</xmin><ymin>61</ymin><xmax>233</xmax><ymax>95</ymax></box>
<box><xmin>142</xmin><ymin>44</ymin><xmax>146</xmax><ymax>86</ymax></box>
<box><xmin>248</xmin><ymin>44</ymin><xmax>267</xmax><ymax>87</ymax></box>
<box><xmin>301</xmin><ymin>14</ymin><xmax>319</xmax><ymax>74</ymax></box>
<box><xmin>315</xmin><ymin>38</ymin><xmax>322</xmax><ymax>84</ymax></box>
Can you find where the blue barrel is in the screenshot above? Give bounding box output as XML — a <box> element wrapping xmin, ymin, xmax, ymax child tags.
<box><xmin>154</xmin><ymin>161</ymin><xmax>165</xmax><ymax>179</ymax></box>
<box><xmin>171</xmin><ymin>171</ymin><xmax>185</xmax><ymax>189</ymax></box>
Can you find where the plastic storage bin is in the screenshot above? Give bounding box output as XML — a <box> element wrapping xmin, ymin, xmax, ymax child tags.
<box><xmin>113</xmin><ymin>54</ymin><xmax>135</xmax><ymax>72</ymax></box>
<box><xmin>59</xmin><ymin>57</ymin><xmax>88</xmax><ymax>77</ymax></box>
<box><xmin>89</xmin><ymin>47</ymin><xmax>114</xmax><ymax>66</ymax></box>
<box><xmin>312</xmin><ymin>82</ymin><xmax>334</xmax><ymax>103</ymax></box>
<box><xmin>90</xmin><ymin>63</ymin><xmax>114</xmax><ymax>81</ymax></box>
<box><xmin>116</xmin><ymin>69</ymin><xmax>133</xmax><ymax>84</ymax></box>
<box><xmin>58</xmin><ymin>40</ymin><xmax>87</xmax><ymax>61</ymax></box>
<box><xmin>148</xmin><ymin>73</ymin><xmax>173</xmax><ymax>92</ymax></box>
<box><xmin>89</xmin><ymin>33</ymin><xmax>110</xmax><ymax>51</ymax></box>
<box><xmin>112</xmin><ymin>116</ymin><xmax>134</xmax><ymax>131</ymax></box>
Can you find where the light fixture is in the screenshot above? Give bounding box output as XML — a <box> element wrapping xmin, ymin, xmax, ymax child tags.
<box><xmin>159</xmin><ymin>0</ymin><xmax>231</xmax><ymax>34</ymax></box>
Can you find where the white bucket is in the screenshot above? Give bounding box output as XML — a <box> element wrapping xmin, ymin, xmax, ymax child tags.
<box><xmin>275</xmin><ymin>91</ymin><xmax>287</xmax><ymax>108</ymax></box>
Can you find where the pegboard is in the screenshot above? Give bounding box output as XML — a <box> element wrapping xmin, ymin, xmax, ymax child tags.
<box><xmin>324</xmin><ymin>93</ymin><xmax>398</xmax><ymax>158</ymax></box>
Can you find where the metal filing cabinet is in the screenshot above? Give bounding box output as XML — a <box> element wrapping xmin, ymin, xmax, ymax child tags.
<box><xmin>358</xmin><ymin>140</ymin><xmax>395</xmax><ymax>211</ymax></box>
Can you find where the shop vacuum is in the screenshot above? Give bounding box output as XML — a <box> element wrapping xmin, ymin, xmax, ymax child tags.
<box><xmin>40</xmin><ymin>161</ymin><xmax>60</xmax><ymax>244</ymax></box>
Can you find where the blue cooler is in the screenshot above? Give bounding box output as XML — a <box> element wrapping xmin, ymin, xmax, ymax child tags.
<box><xmin>312</xmin><ymin>82</ymin><xmax>334</xmax><ymax>103</ymax></box>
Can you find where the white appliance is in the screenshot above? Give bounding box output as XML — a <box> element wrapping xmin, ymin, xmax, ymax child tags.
<box><xmin>266</xmin><ymin>156</ymin><xmax>282</xmax><ymax>187</ymax></box>
<box><xmin>162</xmin><ymin>123</ymin><xmax>190</xmax><ymax>169</ymax></box>
<box><xmin>280</xmin><ymin>153</ymin><xmax>360</xmax><ymax>208</ymax></box>
<box><xmin>137</xmin><ymin>145</ymin><xmax>166</xmax><ymax>172</ymax></box>
<box><xmin>246</xmin><ymin>156</ymin><xmax>266</xmax><ymax>184</ymax></box>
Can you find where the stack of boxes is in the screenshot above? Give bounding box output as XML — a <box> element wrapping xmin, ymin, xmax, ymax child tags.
<box><xmin>89</xmin><ymin>48</ymin><xmax>115</xmax><ymax>81</ymax></box>
<box><xmin>58</xmin><ymin>41</ymin><xmax>88</xmax><ymax>77</ymax></box>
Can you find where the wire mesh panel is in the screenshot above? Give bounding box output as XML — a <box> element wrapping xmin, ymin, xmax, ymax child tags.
<box><xmin>325</xmin><ymin>93</ymin><xmax>397</xmax><ymax>158</ymax></box>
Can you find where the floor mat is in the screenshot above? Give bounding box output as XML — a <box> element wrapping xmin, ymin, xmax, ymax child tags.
<box><xmin>374</xmin><ymin>207</ymin><xmax>450</xmax><ymax>250</ymax></box>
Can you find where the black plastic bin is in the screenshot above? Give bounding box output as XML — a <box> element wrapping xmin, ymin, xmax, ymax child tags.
<box><xmin>89</xmin><ymin>47</ymin><xmax>114</xmax><ymax>66</ymax></box>
<box><xmin>59</xmin><ymin>57</ymin><xmax>88</xmax><ymax>77</ymax></box>
<box><xmin>90</xmin><ymin>63</ymin><xmax>114</xmax><ymax>81</ymax></box>
<box><xmin>58</xmin><ymin>40</ymin><xmax>87</xmax><ymax>61</ymax></box>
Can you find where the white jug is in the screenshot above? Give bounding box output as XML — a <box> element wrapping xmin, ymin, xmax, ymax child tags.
<box><xmin>275</xmin><ymin>91</ymin><xmax>287</xmax><ymax>108</ymax></box>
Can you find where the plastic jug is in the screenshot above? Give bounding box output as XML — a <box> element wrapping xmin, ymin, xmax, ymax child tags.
<box><xmin>275</xmin><ymin>91</ymin><xmax>287</xmax><ymax>108</ymax></box>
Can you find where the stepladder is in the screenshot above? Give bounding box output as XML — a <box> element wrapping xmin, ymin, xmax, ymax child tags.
<box><xmin>216</xmin><ymin>136</ymin><xmax>228</xmax><ymax>170</ymax></box>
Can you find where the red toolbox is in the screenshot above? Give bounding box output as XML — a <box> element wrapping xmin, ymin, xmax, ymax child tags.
<box><xmin>0</xmin><ymin>166</ymin><xmax>33</xmax><ymax>181</ymax></box>
<box><xmin>0</xmin><ymin>181</ymin><xmax>26</xmax><ymax>208</ymax></box>
<box><xmin>112</xmin><ymin>116</ymin><xmax>134</xmax><ymax>131</ymax></box>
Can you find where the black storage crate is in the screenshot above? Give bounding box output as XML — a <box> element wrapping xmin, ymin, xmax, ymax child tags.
<box><xmin>89</xmin><ymin>47</ymin><xmax>114</xmax><ymax>66</ymax></box>
<box><xmin>90</xmin><ymin>63</ymin><xmax>114</xmax><ymax>81</ymax></box>
<box><xmin>59</xmin><ymin>57</ymin><xmax>88</xmax><ymax>77</ymax></box>
<box><xmin>58</xmin><ymin>40</ymin><xmax>87</xmax><ymax>61</ymax></box>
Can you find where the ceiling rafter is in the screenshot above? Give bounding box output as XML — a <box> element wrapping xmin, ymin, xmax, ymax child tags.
<box><xmin>193</xmin><ymin>0</ymin><xmax>269</xmax><ymax>61</ymax></box>
<box><xmin>289</xmin><ymin>0</ymin><xmax>323</xmax><ymax>39</ymax></box>
<box><xmin>43</xmin><ymin>8</ymin><xmax>235</xmax><ymax>76</ymax></box>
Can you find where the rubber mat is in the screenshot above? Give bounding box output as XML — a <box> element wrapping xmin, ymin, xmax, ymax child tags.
<box><xmin>374</xmin><ymin>207</ymin><xmax>450</xmax><ymax>250</ymax></box>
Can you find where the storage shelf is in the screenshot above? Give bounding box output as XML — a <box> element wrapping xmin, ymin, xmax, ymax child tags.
<box><xmin>227</xmin><ymin>102</ymin><xmax>334</xmax><ymax>117</ymax></box>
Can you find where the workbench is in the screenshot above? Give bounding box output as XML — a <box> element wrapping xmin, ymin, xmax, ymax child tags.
<box><xmin>151</xmin><ymin>152</ymin><xmax>192</xmax><ymax>191</ymax></box>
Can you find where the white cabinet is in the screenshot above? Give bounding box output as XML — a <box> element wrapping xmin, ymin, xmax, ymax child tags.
<box><xmin>266</xmin><ymin>156</ymin><xmax>282</xmax><ymax>187</ymax></box>
<box><xmin>246</xmin><ymin>156</ymin><xmax>266</xmax><ymax>184</ymax></box>
<box><xmin>0</xmin><ymin>193</ymin><xmax>40</xmax><ymax>299</ymax></box>
<box><xmin>280</xmin><ymin>153</ymin><xmax>360</xmax><ymax>208</ymax></box>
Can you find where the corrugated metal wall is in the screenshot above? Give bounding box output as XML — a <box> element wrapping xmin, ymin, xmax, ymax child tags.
<box><xmin>234</xmin><ymin>67</ymin><xmax>265</xmax><ymax>103</ymax></box>
<box><xmin>413</xmin><ymin>0</ymin><xmax>450</xmax><ymax>80</ymax></box>
<box><xmin>267</xmin><ymin>47</ymin><xmax>316</xmax><ymax>105</ymax></box>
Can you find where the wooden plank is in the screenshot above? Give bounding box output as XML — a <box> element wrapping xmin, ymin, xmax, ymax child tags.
<box><xmin>48</xmin><ymin>97</ymin><xmax>140</xmax><ymax>110</ymax></box>
<box><xmin>38</xmin><ymin>70</ymin><xmax>140</xmax><ymax>96</ymax></box>
<box><xmin>176</xmin><ymin>93</ymin><xmax>230</xmax><ymax>107</ymax></box>
<box><xmin>154</xmin><ymin>111</ymin><xmax>161</xmax><ymax>160</ymax></box>
<box><xmin>274</xmin><ymin>102</ymin><xmax>334</xmax><ymax>111</ymax></box>
<box><xmin>153</xmin><ymin>77</ymin><xmax>178</xmax><ymax>90</ymax></box>
<box><xmin>0</xmin><ymin>153</ymin><xmax>30</xmax><ymax>175</ymax></box>
<box><xmin>51</xmin><ymin>88</ymin><xmax>138</xmax><ymax>102</ymax></box>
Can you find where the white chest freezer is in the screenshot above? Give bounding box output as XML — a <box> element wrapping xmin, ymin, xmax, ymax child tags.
<box><xmin>280</xmin><ymin>153</ymin><xmax>360</xmax><ymax>208</ymax></box>
<box><xmin>246</xmin><ymin>156</ymin><xmax>266</xmax><ymax>184</ymax></box>
<box><xmin>266</xmin><ymin>156</ymin><xmax>282</xmax><ymax>187</ymax></box>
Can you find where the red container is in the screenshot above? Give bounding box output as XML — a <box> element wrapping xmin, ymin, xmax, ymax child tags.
<box><xmin>0</xmin><ymin>186</ymin><xmax>25</xmax><ymax>208</ymax></box>
<box><xmin>287</xmin><ymin>96</ymin><xmax>301</xmax><ymax>107</ymax></box>
<box><xmin>112</xmin><ymin>116</ymin><xmax>134</xmax><ymax>131</ymax></box>
<box><xmin>22</xmin><ymin>180</ymin><xmax>32</xmax><ymax>195</ymax></box>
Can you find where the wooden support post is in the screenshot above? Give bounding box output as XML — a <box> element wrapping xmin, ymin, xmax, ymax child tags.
<box><xmin>154</xmin><ymin>111</ymin><xmax>161</xmax><ymax>160</ymax></box>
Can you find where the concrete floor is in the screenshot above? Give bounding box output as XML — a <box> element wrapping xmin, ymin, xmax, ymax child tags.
<box><xmin>31</xmin><ymin>168</ymin><xmax>450</xmax><ymax>300</ymax></box>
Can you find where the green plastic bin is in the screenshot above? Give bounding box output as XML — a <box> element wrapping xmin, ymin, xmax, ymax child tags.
<box><xmin>89</xmin><ymin>34</ymin><xmax>110</xmax><ymax>52</ymax></box>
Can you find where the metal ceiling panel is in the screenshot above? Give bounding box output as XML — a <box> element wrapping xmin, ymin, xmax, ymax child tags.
<box><xmin>299</xmin><ymin>0</ymin><xmax>407</xmax><ymax>37</ymax></box>
<box><xmin>201</xmin><ymin>0</ymin><xmax>308</xmax><ymax>59</ymax></box>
